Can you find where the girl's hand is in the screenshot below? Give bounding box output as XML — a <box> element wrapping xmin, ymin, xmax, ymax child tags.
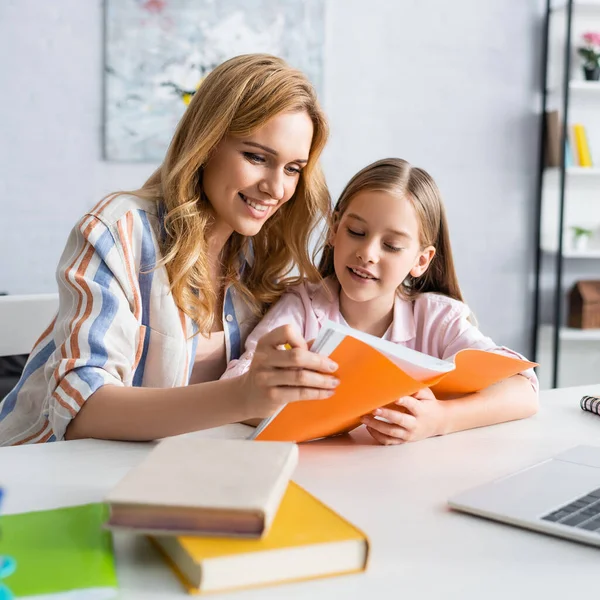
<box><xmin>361</xmin><ymin>387</ymin><xmax>445</xmax><ymax>445</ymax></box>
<box><xmin>240</xmin><ymin>324</ymin><xmax>339</xmax><ymax>418</ymax></box>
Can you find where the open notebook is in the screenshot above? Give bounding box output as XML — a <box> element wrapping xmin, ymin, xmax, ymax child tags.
<box><xmin>251</xmin><ymin>319</ymin><xmax>536</xmax><ymax>443</ymax></box>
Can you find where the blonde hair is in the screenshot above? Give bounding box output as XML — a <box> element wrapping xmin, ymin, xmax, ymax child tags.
<box><xmin>319</xmin><ymin>158</ymin><xmax>464</xmax><ymax>302</ymax></box>
<box><xmin>120</xmin><ymin>54</ymin><xmax>330</xmax><ymax>333</ymax></box>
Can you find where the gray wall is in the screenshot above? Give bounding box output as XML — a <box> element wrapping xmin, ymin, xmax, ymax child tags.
<box><xmin>0</xmin><ymin>0</ymin><xmax>543</xmax><ymax>355</ymax></box>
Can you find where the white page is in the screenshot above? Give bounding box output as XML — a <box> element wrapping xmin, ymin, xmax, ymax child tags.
<box><xmin>311</xmin><ymin>320</ymin><xmax>454</xmax><ymax>381</ymax></box>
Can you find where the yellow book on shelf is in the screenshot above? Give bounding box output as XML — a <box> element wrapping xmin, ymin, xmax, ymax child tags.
<box><xmin>573</xmin><ymin>124</ymin><xmax>593</xmax><ymax>167</ymax></box>
<box><xmin>151</xmin><ymin>481</ymin><xmax>369</xmax><ymax>595</ymax></box>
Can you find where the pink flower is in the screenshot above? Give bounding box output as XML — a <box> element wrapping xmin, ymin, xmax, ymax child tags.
<box><xmin>142</xmin><ymin>0</ymin><xmax>166</xmax><ymax>14</ymax></box>
<box><xmin>582</xmin><ymin>31</ymin><xmax>600</xmax><ymax>46</ymax></box>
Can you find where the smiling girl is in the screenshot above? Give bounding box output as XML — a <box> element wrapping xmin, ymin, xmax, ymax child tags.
<box><xmin>222</xmin><ymin>158</ymin><xmax>539</xmax><ymax>444</ymax></box>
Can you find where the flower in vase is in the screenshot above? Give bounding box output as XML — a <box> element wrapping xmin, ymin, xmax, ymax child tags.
<box><xmin>578</xmin><ymin>31</ymin><xmax>600</xmax><ymax>68</ymax></box>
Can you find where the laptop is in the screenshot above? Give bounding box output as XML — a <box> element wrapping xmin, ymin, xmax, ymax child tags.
<box><xmin>448</xmin><ymin>445</ymin><xmax>600</xmax><ymax>547</ymax></box>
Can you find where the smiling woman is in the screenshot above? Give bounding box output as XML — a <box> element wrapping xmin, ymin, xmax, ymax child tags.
<box><xmin>202</xmin><ymin>110</ymin><xmax>314</xmax><ymax>241</ymax></box>
<box><xmin>0</xmin><ymin>54</ymin><xmax>340</xmax><ymax>446</ymax></box>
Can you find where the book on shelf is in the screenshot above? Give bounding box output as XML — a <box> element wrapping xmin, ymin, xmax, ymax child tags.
<box><xmin>251</xmin><ymin>320</ymin><xmax>536</xmax><ymax>443</ymax></box>
<box><xmin>545</xmin><ymin>110</ymin><xmax>574</xmax><ymax>167</ymax></box>
<box><xmin>566</xmin><ymin>136</ymin><xmax>574</xmax><ymax>167</ymax></box>
<box><xmin>104</xmin><ymin>437</ymin><xmax>298</xmax><ymax>538</ymax></box>
<box><xmin>573</xmin><ymin>123</ymin><xmax>593</xmax><ymax>167</ymax></box>
<box><xmin>150</xmin><ymin>481</ymin><xmax>369</xmax><ymax>594</ymax></box>
<box><xmin>568</xmin><ymin>123</ymin><xmax>581</xmax><ymax>166</ymax></box>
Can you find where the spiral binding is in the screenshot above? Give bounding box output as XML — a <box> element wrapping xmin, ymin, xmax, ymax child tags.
<box><xmin>580</xmin><ymin>395</ymin><xmax>600</xmax><ymax>416</ymax></box>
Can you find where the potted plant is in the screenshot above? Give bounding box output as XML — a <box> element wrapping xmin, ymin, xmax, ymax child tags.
<box><xmin>570</xmin><ymin>225</ymin><xmax>594</xmax><ymax>252</ymax></box>
<box><xmin>577</xmin><ymin>32</ymin><xmax>600</xmax><ymax>81</ymax></box>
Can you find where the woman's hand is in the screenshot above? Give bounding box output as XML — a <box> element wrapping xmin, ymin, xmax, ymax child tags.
<box><xmin>361</xmin><ymin>387</ymin><xmax>445</xmax><ymax>445</ymax></box>
<box><xmin>239</xmin><ymin>324</ymin><xmax>339</xmax><ymax>419</ymax></box>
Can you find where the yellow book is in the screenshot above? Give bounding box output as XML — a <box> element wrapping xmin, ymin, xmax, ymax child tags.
<box><xmin>151</xmin><ymin>481</ymin><xmax>369</xmax><ymax>594</ymax></box>
<box><xmin>573</xmin><ymin>124</ymin><xmax>593</xmax><ymax>167</ymax></box>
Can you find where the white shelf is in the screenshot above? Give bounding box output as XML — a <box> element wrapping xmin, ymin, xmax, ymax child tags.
<box><xmin>545</xmin><ymin>166</ymin><xmax>600</xmax><ymax>175</ymax></box>
<box><xmin>548</xmin><ymin>80</ymin><xmax>600</xmax><ymax>94</ymax></box>
<box><xmin>564</xmin><ymin>248</ymin><xmax>600</xmax><ymax>257</ymax></box>
<box><xmin>552</xmin><ymin>1</ymin><xmax>600</xmax><ymax>12</ymax></box>
<box><xmin>541</xmin><ymin>324</ymin><xmax>600</xmax><ymax>341</ymax></box>
<box><xmin>561</xmin><ymin>327</ymin><xmax>600</xmax><ymax>340</ymax></box>
<box><xmin>570</xmin><ymin>80</ymin><xmax>600</xmax><ymax>92</ymax></box>
<box><xmin>543</xmin><ymin>248</ymin><xmax>600</xmax><ymax>257</ymax></box>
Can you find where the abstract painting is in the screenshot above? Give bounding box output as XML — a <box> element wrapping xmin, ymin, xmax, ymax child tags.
<box><xmin>104</xmin><ymin>0</ymin><xmax>325</xmax><ymax>162</ymax></box>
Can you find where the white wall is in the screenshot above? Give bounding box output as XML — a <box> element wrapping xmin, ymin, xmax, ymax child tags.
<box><xmin>0</xmin><ymin>0</ymin><xmax>543</xmax><ymax>355</ymax></box>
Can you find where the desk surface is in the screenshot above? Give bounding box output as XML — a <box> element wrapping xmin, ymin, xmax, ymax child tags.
<box><xmin>2</xmin><ymin>384</ymin><xmax>600</xmax><ymax>599</ymax></box>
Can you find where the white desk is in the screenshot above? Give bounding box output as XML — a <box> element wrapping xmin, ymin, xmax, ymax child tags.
<box><xmin>2</xmin><ymin>385</ymin><xmax>600</xmax><ymax>599</ymax></box>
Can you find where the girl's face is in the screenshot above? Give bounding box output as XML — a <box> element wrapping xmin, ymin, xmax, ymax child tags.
<box><xmin>202</xmin><ymin>110</ymin><xmax>314</xmax><ymax>241</ymax></box>
<box><xmin>331</xmin><ymin>190</ymin><xmax>435</xmax><ymax>312</ymax></box>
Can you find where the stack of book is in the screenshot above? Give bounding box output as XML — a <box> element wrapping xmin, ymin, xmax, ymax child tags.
<box><xmin>546</xmin><ymin>111</ymin><xmax>594</xmax><ymax>167</ymax></box>
<box><xmin>105</xmin><ymin>437</ymin><xmax>369</xmax><ymax>594</ymax></box>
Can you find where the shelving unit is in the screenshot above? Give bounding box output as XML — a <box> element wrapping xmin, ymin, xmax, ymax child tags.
<box><xmin>533</xmin><ymin>0</ymin><xmax>600</xmax><ymax>388</ymax></box>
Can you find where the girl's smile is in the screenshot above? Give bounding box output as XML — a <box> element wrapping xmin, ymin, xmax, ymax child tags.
<box><xmin>347</xmin><ymin>265</ymin><xmax>379</xmax><ymax>282</ymax></box>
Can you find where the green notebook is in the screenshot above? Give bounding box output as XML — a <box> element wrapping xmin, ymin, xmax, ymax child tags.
<box><xmin>0</xmin><ymin>503</ymin><xmax>117</xmax><ymax>597</ymax></box>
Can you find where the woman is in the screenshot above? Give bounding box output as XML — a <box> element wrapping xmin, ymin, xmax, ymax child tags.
<box><xmin>0</xmin><ymin>54</ymin><xmax>340</xmax><ymax>445</ymax></box>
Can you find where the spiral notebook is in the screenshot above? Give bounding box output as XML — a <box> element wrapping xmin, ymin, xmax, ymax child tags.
<box><xmin>581</xmin><ymin>395</ymin><xmax>600</xmax><ymax>416</ymax></box>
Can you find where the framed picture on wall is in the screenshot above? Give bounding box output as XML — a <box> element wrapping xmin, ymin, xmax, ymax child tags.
<box><xmin>103</xmin><ymin>0</ymin><xmax>325</xmax><ymax>162</ymax></box>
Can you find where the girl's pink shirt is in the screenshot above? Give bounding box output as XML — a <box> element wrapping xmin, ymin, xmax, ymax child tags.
<box><xmin>221</xmin><ymin>277</ymin><xmax>538</xmax><ymax>392</ymax></box>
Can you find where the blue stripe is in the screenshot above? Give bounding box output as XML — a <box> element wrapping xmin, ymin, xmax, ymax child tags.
<box><xmin>0</xmin><ymin>341</ymin><xmax>56</xmax><ymax>422</ymax></box>
<box><xmin>131</xmin><ymin>210</ymin><xmax>156</xmax><ymax>386</ymax></box>
<box><xmin>87</xmin><ymin>230</ymin><xmax>118</xmax><ymax>367</ymax></box>
<box><xmin>75</xmin><ymin>366</ymin><xmax>107</xmax><ymax>395</ymax></box>
<box><xmin>188</xmin><ymin>329</ymin><xmax>200</xmax><ymax>384</ymax></box>
<box><xmin>138</xmin><ymin>210</ymin><xmax>155</xmax><ymax>328</ymax></box>
<box><xmin>74</xmin><ymin>229</ymin><xmax>119</xmax><ymax>393</ymax></box>
<box><xmin>132</xmin><ymin>327</ymin><xmax>151</xmax><ymax>387</ymax></box>
<box><xmin>94</xmin><ymin>227</ymin><xmax>115</xmax><ymax>263</ymax></box>
<box><xmin>47</xmin><ymin>434</ymin><xmax>56</xmax><ymax>442</ymax></box>
<box><xmin>224</xmin><ymin>288</ymin><xmax>241</xmax><ymax>360</ymax></box>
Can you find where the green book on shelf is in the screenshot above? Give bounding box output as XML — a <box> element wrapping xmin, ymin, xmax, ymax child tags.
<box><xmin>0</xmin><ymin>503</ymin><xmax>117</xmax><ymax>598</ymax></box>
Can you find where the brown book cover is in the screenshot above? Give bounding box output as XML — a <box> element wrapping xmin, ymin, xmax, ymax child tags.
<box><xmin>545</xmin><ymin>110</ymin><xmax>562</xmax><ymax>167</ymax></box>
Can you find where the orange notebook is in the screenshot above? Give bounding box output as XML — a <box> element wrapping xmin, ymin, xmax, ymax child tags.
<box><xmin>252</xmin><ymin>320</ymin><xmax>536</xmax><ymax>443</ymax></box>
<box><xmin>151</xmin><ymin>481</ymin><xmax>368</xmax><ymax>594</ymax></box>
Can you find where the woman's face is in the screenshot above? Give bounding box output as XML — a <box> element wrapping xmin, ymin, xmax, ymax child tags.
<box><xmin>202</xmin><ymin>110</ymin><xmax>314</xmax><ymax>240</ymax></box>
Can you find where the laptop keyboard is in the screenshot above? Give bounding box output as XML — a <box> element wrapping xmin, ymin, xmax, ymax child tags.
<box><xmin>542</xmin><ymin>487</ymin><xmax>600</xmax><ymax>532</ymax></box>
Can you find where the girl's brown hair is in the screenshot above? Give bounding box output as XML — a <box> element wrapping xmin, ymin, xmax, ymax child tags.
<box><xmin>318</xmin><ymin>158</ymin><xmax>463</xmax><ymax>302</ymax></box>
<box><xmin>120</xmin><ymin>54</ymin><xmax>330</xmax><ymax>332</ymax></box>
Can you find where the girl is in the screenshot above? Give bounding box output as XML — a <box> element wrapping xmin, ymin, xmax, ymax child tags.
<box><xmin>222</xmin><ymin>158</ymin><xmax>539</xmax><ymax>444</ymax></box>
<box><xmin>0</xmin><ymin>54</ymin><xmax>341</xmax><ymax>446</ymax></box>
